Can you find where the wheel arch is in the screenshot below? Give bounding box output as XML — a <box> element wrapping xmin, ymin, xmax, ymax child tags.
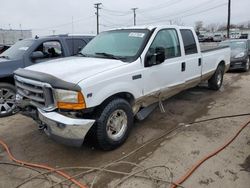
<box><xmin>0</xmin><ymin>76</ymin><xmax>15</xmax><ymax>85</ymax></box>
<box><xmin>99</xmin><ymin>92</ymin><xmax>135</xmax><ymax>107</ymax></box>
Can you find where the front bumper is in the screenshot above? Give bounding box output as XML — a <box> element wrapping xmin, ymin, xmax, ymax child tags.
<box><xmin>230</xmin><ymin>58</ymin><xmax>247</xmax><ymax>70</ymax></box>
<box><xmin>38</xmin><ymin>109</ymin><xmax>95</xmax><ymax>147</ymax></box>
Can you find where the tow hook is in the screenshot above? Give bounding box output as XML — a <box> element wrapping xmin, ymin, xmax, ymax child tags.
<box><xmin>38</xmin><ymin>122</ymin><xmax>47</xmax><ymax>130</ymax></box>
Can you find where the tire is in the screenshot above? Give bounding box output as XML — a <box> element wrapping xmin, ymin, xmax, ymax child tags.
<box><xmin>0</xmin><ymin>83</ymin><xmax>17</xmax><ymax>118</ymax></box>
<box><xmin>243</xmin><ymin>57</ymin><xmax>250</xmax><ymax>72</ymax></box>
<box><xmin>208</xmin><ymin>65</ymin><xmax>224</xmax><ymax>90</ymax></box>
<box><xmin>95</xmin><ymin>98</ymin><xmax>134</xmax><ymax>150</ymax></box>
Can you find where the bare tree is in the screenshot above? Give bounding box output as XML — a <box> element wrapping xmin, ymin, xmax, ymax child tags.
<box><xmin>206</xmin><ymin>23</ymin><xmax>220</xmax><ymax>32</ymax></box>
<box><xmin>171</xmin><ymin>18</ymin><xmax>184</xmax><ymax>26</ymax></box>
<box><xmin>195</xmin><ymin>21</ymin><xmax>203</xmax><ymax>34</ymax></box>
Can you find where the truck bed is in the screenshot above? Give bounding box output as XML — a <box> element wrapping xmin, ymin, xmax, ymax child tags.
<box><xmin>200</xmin><ymin>42</ymin><xmax>228</xmax><ymax>52</ymax></box>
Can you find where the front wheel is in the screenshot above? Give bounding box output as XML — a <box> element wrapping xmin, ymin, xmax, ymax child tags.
<box><xmin>95</xmin><ymin>98</ymin><xmax>134</xmax><ymax>150</ymax></box>
<box><xmin>0</xmin><ymin>83</ymin><xmax>17</xmax><ymax>118</ymax></box>
<box><xmin>208</xmin><ymin>65</ymin><xmax>224</xmax><ymax>90</ymax></box>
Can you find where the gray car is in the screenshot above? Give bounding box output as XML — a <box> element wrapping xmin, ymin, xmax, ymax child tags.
<box><xmin>0</xmin><ymin>34</ymin><xmax>94</xmax><ymax>117</ymax></box>
<box><xmin>219</xmin><ymin>39</ymin><xmax>250</xmax><ymax>71</ymax></box>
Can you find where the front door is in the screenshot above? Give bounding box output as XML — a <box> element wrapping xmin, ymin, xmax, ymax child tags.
<box><xmin>142</xmin><ymin>28</ymin><xmax>185</xmax><ymax>102</ymax></box>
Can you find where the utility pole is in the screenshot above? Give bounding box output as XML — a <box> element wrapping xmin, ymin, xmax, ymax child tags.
<box><xmin>94</xmin><ymin>3</ymin><xmax>102</xmax><ymax>34</ymax></box>
<box><xmin>131</xmin><ymin>8</ymin><xmax>138</xmax><ymax>26</ymax></box>
<box><xmin>19</xmin><ymin>24</ymin><xmax>23</xmax><ymax>39</ymax></box>
<box><xmin>227</xmin><ymin>0</ymin><xmax>231</xmax><ymax>38</ymax></box>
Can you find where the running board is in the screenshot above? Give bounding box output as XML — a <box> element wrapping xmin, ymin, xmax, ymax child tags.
<box><xmin>135</xmin><ymin>103</ymin><xmax>158</xmax><ymax>121</ymax></box>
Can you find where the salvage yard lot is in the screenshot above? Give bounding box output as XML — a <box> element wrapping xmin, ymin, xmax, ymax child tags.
<box><xmin>0</xmin><ymin>71</ymin><xmax>250</xmax><ymax>188</ymax></box>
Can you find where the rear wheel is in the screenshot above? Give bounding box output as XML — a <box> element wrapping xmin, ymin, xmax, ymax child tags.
<box><xmin>243</xmin><ymin>57</ymin><xmax>250</xmax><ymax>72</ymax></box>
<box><xmin>95</xmin><ymin>98</ymin><xmax>133</xmax><ymax>150</ymax></box>
<box><xmin>208</xmin><ymin>65</ymin><xmax>224</xmax><ymax>90</ymax></box>
<box><xmin>0</xmin><ymin>83</ymin><xmax>17</xmax><ymax>118</ymax></box>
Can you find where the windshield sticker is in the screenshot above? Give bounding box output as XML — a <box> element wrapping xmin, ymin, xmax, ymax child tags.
<box><xmin>19</xmin><ymin>47</ymin><xmax>29</xmax><ymax>51</ymax></box>
<box><xmin>129</xmin><ymin>32</ymin><xmax>145</xmax><ymax>38</ymax></box>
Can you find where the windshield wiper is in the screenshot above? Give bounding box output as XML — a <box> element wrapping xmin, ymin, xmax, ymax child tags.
<box><xmin>78</xmin><ymin>52</ymin><xmax>88</xmax><ymax>57</ymax></box>
<box><xmin>95</xmin><ymin>52</ymin><xmax>122</xmax><ymax>60</ymax></box>
<box><xmin>0</xmin><ymin>55</ymin><xmax>9</xmax><ymax>59</ymax></box>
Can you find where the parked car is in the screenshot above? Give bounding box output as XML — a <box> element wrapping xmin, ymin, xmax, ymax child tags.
<box><xmin>14</xmin><ymin>25</ymin><xmax>230</xmax><ymax>150</ymax></box>
<box><xmin>0</xmin><ymin>45</ymin><xmax>11</xmax><ymax>54</ymax></box>
<box><xmin>219</xmin><ymin>39</ymin><xmax>250</xmax><ymax>71</ymax></box>
<box><xmin>198</xmin><ymin>34</ymin><xmax>205</xmax><ymax>42</ymax></box>
<box><xmin>0</xmin><ymin>34</ymin><xmax>94</xmax><ymax>117</ymax></box>
<box><xmin>213</xmin><ymin>34</ymin><xmax>223</xmax><ymax>42</ymax></box>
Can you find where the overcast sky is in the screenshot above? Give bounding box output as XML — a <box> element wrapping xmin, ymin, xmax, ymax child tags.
<box><xmin>0</xmin><ymin>0</ymin><xmax>249</xmax><ymax>36</ymax></box>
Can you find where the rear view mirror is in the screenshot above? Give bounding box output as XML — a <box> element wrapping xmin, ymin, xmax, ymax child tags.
<box><xmin>31</xmin><ymin>51</ymin><xmax>44</xmax><ymax>60</ymax></box>
<box><xmin>145</xmin><ymin>47</ymin><xmax>165</xmax><ymax>67</ymax></box>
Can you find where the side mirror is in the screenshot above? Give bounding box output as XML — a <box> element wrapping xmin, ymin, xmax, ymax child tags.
<box><xmin>145</xmin><ymin>47</ymin><xmax>165</xmax><ymax>67</ymax></box>
<box><xmin>31</xmin><ymin>51</ymin><xmax>44</xmax><ymax>60</ymax></box>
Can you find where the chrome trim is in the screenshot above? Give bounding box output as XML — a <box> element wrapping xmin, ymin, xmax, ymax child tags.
<box><xmin>38</xmin><ymin>109</ymin><xmax>95</xmax><ymax>147</ymax></box>
<box><xmin>14</xmin><ymin>75</ymin><xmax>57</xmax><ymax>111</ymax></box>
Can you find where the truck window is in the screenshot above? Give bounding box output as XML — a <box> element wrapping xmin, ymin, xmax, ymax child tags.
<box><xmin>180</xmin><ymin>29</ymin><xmax>198</xmax><ymax>55</ymax></box>
<box><xmin>149</xmin><ymin>29</ymin><xmax>181</xmax><ymax>59</ymax></box>
<box><xmin>33</xmin><ymin>41</ymin><xmax>63</xmax><ymax>59</ymax></box>
<box><xmin>66</xmin><ymin>38</ymin><xmax>87</xmax><ymax>55</ymax></box>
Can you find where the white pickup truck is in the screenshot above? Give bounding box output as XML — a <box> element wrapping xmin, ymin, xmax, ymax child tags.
<box><xmin>14</xmin><ymin>25</ymin><xmax>230</xmax><ymax>150</ymax></box>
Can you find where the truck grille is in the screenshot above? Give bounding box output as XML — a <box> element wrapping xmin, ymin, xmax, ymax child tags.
<box><xmin>14</xmin><ymin>76</ymin><xmax>55</xmax><ymax>111</ymax></box>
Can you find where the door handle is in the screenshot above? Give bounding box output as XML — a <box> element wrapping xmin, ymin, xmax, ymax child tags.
<box><xmin>181</xmin><ymin>62</ymin><xmax>186</xmax><ymax>72</ymax></box>
<box><xmin>198</xmin><ymin>58</ymin><xmax>202</xmax><ymax>66</ymax></box>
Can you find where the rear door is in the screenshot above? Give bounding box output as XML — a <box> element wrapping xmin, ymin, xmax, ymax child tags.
<box><xmin>143</xmin><ymin>28</ymin><xmax>185</xmax><ymax>98</ymax></box>
<box><xmin>65</xmin><ymin>38</ymin><xmax>87</xmax><ymax>56</ymax></box>
<box><xmin>180</xmin><ymin>29</ymin><xmax>202</xmax><ymax>85</ymax></box>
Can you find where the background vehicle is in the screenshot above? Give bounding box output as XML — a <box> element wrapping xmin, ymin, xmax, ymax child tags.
<box><xmin>14</xmin><ymin>25</ymin><xmax>230</xmax><ymax>150</ymax></box>
<box><xmin>213</xmin><ymin>34</ymin><xmax>224</xmax><ymax>42</ymax></box>
<box><xmin>198</xmin><ymin>34</ymin><xmax>205</xmax><ymax>42</ymax></box>
<box><xmin>0</xmin><ymin>34</ymin><xmax>94</xmax><ymax>117</ymax></box>
<box><xmin>219</xmin><ymin>39</ymin><xmax>250</xmax><ymax>71</ymax></box>
<box><xmin>0</xmin><ymin>45</ymin><xmax>10</xmax><ymax>54</ymax></box>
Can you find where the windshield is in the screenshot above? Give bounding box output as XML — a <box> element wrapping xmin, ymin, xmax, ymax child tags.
<box><xmin>0</xmin><ymin>39</ymin><xmax>33</xmax><ymax>60</ymax></box>
<box><xmin>220</xmin><ymin>41</ymin><xmax>247</xmax><ymax>50</ymax></box>
<box><xmin>80</xmin><ymin>29</ymin><xmax>150</xmax><ymax>62</ymax></box>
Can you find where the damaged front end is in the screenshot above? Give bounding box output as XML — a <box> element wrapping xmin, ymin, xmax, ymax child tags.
<box><xmin>14</xmin><ymin>69</ymin><xmax>95</xmax><ymax>147</ymax></box>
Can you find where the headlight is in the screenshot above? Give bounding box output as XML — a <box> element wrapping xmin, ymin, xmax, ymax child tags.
<box><xmin>235</xmin><ymin>52</ymin><xmax>245</xmax><ymax>58</ymax></box>
<box><xmin>54</xmin><ymin>89</ymin><xmax>86</xmax><ymax>110</ymax></box>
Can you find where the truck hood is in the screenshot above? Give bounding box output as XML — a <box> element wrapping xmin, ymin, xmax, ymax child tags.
<box><xmin>231</xmin><ymin>49</ymin><xmax>247</xmax><ymax>57</ymax></box>
<box><xmin>26</xmin><ymin>57</ymin><xmax>126</xmax><ymax>84</ymax></box>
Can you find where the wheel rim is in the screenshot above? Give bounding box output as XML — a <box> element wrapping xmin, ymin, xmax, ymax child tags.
<box><xmin>0</xmin><ymin>88</ymin><xmax>16</xmax><ymax>115</ymax></box>
<box><xmin>217</xmin><ymin>71</ymin><xmax>222</xmax><ymax>86</ymax></box>
<box><xmin>106</xmin><ymin>109</ymin><xmax>128</xmax><ymax>141</ymax></box>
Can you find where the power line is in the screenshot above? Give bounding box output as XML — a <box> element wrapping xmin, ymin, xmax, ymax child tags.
<box><xmin>138</xmin><ymin>0</ymin><xmax>183</xmax><ymax>13</ymax></box>
<box><xmin>102</xmin><ymin>7</ymin><xmax>130</xmax><ymax>14</ymax></box>
<box><xmin>138</xmin><ymin>0</ymin><xmax>219</xmax><ymax>21</ymax></box>
<box><xmin>32</xmin><ymin>16</ymin><xmax>95</xmax><ymax>31</ymax></box>
<box><xmin>140</xmin><ymin>2</ymin><xmax>227</xmax><ymax>25</ymax></box>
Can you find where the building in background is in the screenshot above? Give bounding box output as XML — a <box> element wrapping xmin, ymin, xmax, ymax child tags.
<box><xmin>0</xmin><ymin>29</ymin><xmax>32</xmax><ymax>45</ymax></box>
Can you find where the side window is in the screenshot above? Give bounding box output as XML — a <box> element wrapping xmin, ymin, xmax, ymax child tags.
<box><xmin>66</xmin><ymin>39</ymin><xmax>87</xmax><ymax>55</ymax></box>
<box><xmin>33</xmin><ymin>41</ymin><xmax>63</xmax><ymax>59</ymax></box>
<box><xmin>180</xmin><ymin>29</ymin><xmax>198</xmax><ymax>55</ymax></box>
<box><xmin>149</xmin><ymin>29</ymin><xmax>181</xmax><ymax>59</ymax></box>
